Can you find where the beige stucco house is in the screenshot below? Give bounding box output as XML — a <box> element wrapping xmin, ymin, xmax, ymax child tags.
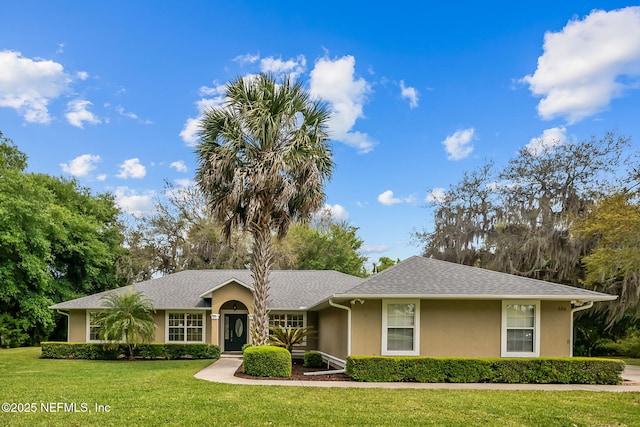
<box><xmin>51</xmin><ymin>256</ymin><xmax>615</xmax><ymax>365</ymax></box>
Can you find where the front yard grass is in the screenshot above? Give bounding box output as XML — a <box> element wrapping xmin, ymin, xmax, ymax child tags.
<box><xmin>1</xmin><ymin>347</ymin><xmax>639</xmax><ymax>426</ymax></box>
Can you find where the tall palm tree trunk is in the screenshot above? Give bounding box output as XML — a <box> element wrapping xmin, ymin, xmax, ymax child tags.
<box><xmin>251</xmin><ymin>219</ymin><xmax>273</xmax><ymax>345</ymax></box>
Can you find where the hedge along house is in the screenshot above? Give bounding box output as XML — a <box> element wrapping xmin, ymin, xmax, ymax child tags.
<box><xmin>50</xmin><ymin>256</ymin><xmax>615</xmax><ymax>364</ymax></box>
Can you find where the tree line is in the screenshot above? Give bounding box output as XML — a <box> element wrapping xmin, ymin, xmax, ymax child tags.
<box><xmin>0</xmin><ymin>130</ymin><xmax>368</xmax><ymax>347</ymax></box>
<box><xmin>415</xmin><ymin>131</ymin><xmax>640</xmax><ymax>352</ymax></box>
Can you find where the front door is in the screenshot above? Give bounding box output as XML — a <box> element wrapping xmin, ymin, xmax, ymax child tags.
<box><xmin>224</xmin><ymin>314</ymin><xmax>247</xmax><ymax>351</ymax></box>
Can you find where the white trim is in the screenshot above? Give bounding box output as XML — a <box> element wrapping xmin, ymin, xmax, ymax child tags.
<box><xmin>333</xmin><ymin>293</ymin><xmax>616</xmax><ymax>301</ymax></box>
<box><xmin>165</xmin><ymin>311</ymin><xmax>207</xmax><ymax>344</ymax></box>
<box><xmin>198</xmin><ymin>278</ymin><xmax>253</xmax><ymax>298</ymax></box>
<box><xmin>220</xmin><ymin>309</ymin><xmax>249</xmax><ymax>352</ymax></box>
<box><xmin>381</xmin><ymin>299</ymin><xmax>420</xmax><ymax>356</ymax></box>
<box><xmin>501</xmin><ymin>300</ymin><xmax>541</xmax><ymax>357</ymax></box>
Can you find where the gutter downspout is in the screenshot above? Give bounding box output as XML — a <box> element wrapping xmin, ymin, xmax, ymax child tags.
<box><xmin>329</xmin><ymin>299</ymin><xmax>351</xmax><ymax>356</ymax></box>
<box><xmin>56</xmin><ymin>310</ymin><xmax>70</xmax><ymax>342</ymax></box>
<box><xmin>570</xmin><ymin>301</ymin><xmax>594</xmax><ymax>357</ymax></box>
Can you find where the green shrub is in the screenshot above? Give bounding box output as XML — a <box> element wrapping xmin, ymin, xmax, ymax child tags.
<box><xmin>346</xmin><ymin>356</ymin><xmax>624</xmax><ymax>385</ymax></box>
<box><xmin>303</xmin><ymin>351</ymin><xmax>324</xmax><ymax>368</ymax></box>
<box><xmin>601</xmin><ymin>328</ymin><xmax>640</xmax><ymax>358</ymax></box>
<box><xmin>243</xmin><ymin>345</ymin><xmax>291</xmax><ymax>377</ymax></box>
<box><xmin>40</xmin><ymin>342</ymin><xmax>220</xmax><ymax>360</ymax></box>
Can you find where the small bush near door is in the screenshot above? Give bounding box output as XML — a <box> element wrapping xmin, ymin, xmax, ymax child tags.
<box><xmin>243</xmin><ymin>345</ymin><xmax>291</xmax><ymax>377</ymax></box>
<box><xmin>303</xmin><ymin>351</ymin><xmax>324</xmax><ymax>368</ymax></box>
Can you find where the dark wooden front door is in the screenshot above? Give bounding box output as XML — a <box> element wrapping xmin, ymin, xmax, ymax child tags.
<box><xmin>224</xmin><ymin>314</ymin><xmax>247</xmax><ymax>351</ymax></box>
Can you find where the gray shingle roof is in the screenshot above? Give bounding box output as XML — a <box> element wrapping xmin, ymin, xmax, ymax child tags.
<box><xmin>50</xmin><ymin>270</ymin><xmax>364</xmax><ymax>310</ymax></box>
<box><xmin>51</xmin><ymin>256</ymin><xmax>616</xmax><ymax>312</ymax></box>
<box><xmin>336</xmin><ymin>256</ymin><xmax>616</xmax><ymax>301</ymax></box>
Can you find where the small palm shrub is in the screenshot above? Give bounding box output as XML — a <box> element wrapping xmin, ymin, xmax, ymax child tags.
<box><xmin>269</xmin><ymin>325</ymin><xmax>314</xmax><ymax>353</ymax></box>
<box><xmin>94</xmin><ymin>291</ymin><xmax>155</xmax><ymax>360</ymax></box>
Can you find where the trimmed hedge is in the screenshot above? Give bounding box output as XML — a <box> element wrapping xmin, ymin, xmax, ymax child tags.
<box><xmin>243</xmin><ymin>345</ymin><xmax>291</xmax><ymax>377</ymax></box>
<box><xmin>41</xmin><ymin>342</ymin><xmax>221</xmax><ymax>360</ymax></box>
<box><xmin>303</xmin><ymin>351</ymin><xmax>324</xmax><ymax>368</ymax></box>
<box><xmin>346</xmin><ymin>356</ymin><xmax>625</xmax><ymax>385</ymax></box>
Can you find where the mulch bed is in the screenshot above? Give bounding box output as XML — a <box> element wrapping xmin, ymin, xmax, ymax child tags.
<box><xmin>234</xmin><ymin>360</ymin><xmax>353</xmax><ymax>381</ymax></box>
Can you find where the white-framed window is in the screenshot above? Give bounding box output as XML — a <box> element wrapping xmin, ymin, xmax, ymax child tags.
<box><xmin>86</xmin><ymin>311</ymin><xmax>102</xmax><ymax>342</ymax></box>
<box><xmin>166</xmin><ymin>312</ymin><xmax>205</xmax><ymax>343</ymax></box>
<box><xmin>501</xmin><ymin>300</ymin><xmax>540</xmax><ymax>357</ymax></box>
<box><xmin>382</xmin><ymin>300</ymin><xmax>420</xmax><ymax>356</ymax></box>
<box><xmin>268</xmin><ymin>313</ymin><xmax>305</xmax><ymax>328</ymax></box>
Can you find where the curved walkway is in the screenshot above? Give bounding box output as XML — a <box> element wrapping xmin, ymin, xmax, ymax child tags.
<box><xmin>194</xmin><ymin>357</ymin><xmax>640</xmax><ymax>392</ymax></box>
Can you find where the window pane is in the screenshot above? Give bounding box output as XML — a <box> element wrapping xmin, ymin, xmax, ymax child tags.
<box><xmin>387</xmin><ymin>328</ymin><xmax>414</xmax><ymax>351</ymax></box>
<box><xmin>507</xmin><ymin>329</ymin><xmax>534</xmax><ymax>352</ymax></box>
<box><xmin>269</xmin><ymin>314</ymin><xmax>286</xmax><ymax>327</ymax></box>
<box><xmin>187</xmin><ymin>327</ymin><xmax>202</xmax><ymax>341</ymax></box>
<box><xmin>287</xmin><ymin>314</ymin><xmax>304</xmax><ymax>328</ymax></box>
<box><xmin>506</xmin><ymin>304</ymin><xmax>535</xmax><ymax>328</ymax></box>
<box><xmin>186</xmin><ymin>313</ymin><xmax>202</xmax><ymax>327</ymax></box>
<box><xmin>387</xmin><ymin>304</ymin><xmax>415</xmax><ymax>327</ymax></box>
<box><xmin>169</xmin><ymin>313</ymin><xmax>184</xmax><ymax>327</ymax></box>
<box><xmin>169</xmin><ymin>327</ymin><xmax>184</xmax><ymax>342</ymax></box>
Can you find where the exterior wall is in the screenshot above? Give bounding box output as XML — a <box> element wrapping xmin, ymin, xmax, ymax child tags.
<box><xmin>153</xmin><ymin>311</ymin><xmax>165</xmax><ymax>343</ymax></box>
<box><xmin>422</xmin><ymin>300</ymin><xmax>501</xmax><ymax>357</ymax></box>
<box><xmin>306</xmin><ymin>311</ymin><xmax>319</xmax><ymax>350</ymax></box>
<box><xmin>210</xmin><ymin>282</ymin><xmax>254</xmax><ymax>347</ymax></box>
<box><xmin>351</xmin><ymin>300</ymin><xmax>382</xmax><ymax>355</ymax></box>
<box><xmin>540</xmin><ymin>300</ymin><xmax>571</xmax><ymax>357</ymax></box>
<box><xmin>348</xmin><ymin>298</ymin><xmax>573</xmax><ymax>358</ymax></box>
<box><xmin>317</xmin><ymin>307</ymin><xmax>348</xmax><ymax>359</ymax></box>
<box><xmin>68</xmin><ymin>310</ymin><xmax>87</xmax><ymax>342</ymax></box>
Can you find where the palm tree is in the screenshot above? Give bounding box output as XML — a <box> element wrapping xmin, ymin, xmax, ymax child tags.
<box><xmin>95</xmin><ymin>291</ymin><xmax>155</xmax><ymax>360</ymax></box>
<box><xmin>195</xmin><ymin>73</ymin><xmax>333</xmax><ymax>345</ymax></box>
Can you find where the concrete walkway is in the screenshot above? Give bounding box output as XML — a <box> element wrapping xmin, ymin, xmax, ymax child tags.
<box><xmin>194</xmin><ymin>356</ymin><xmax>640</xmax><ymax>392</ymax></box>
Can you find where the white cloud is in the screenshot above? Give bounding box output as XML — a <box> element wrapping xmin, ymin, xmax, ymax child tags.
<box><xmin>522</xmin><ymin>7</ymin><xmax>640</xmax><ymax>123</ymax></box>
<box><xmin>76</xmin><ymin>71</ymin><xmax>89</xmax><ymax>80</ymax></box>
<box><xmin>310</xmin><ymin>55</ymin><xmax>375</xmax><ymax>153</ymax></box>
<box><xmin>180</xmin><ymin>82</ymin><xmax>227</xmax><ymax>146</ymax></box>
<box><xmin>115</xmin><ymin>105</ymin><xmax>153</xmax><ymax>124</ymax></box>
<box><xmin>378</xmin><ymin>190</ymin><xmax>401</xmax><ymax>206</ymax></box>
<box><xmin>0</xmin><ymin>50</ymin><xmax>70</xmax><ymax>123</ymax></box>
<box><xmin>260</xmin><ymin>55</ymin><xmax>306</xmax><ymax>78</ymax></box>
<box><xmin>65</xmin><ymin>99</ymin><xmax>101</xmax><ymax>128</ymax></box>
<box><xmin>360</xmin><ymin>245</ymin><xmax>391</xmax><ymax>254</ymax></box>
<box><xmin>170</xmin><ymin>160</ymin><xmax>188</xmax><ymax>173</ymax></box>
<box><xmin>60</xmin><ymin>154</ymin><xmax>101</xmax><ymax>177</ymax></box>
<box><xmin>96</xmin><ymin>174</ymin><xmax>107</xmax><ymax>181</ymax></box>
<box><xmin>114</xmin><ymin>187</ymin><xmax>155</xmax><ymax>216</ymax></box>
<box><xmin>179</xmin><ymin>117</ymin><xmax>202</xmax><ymax>146</ymax></box>
<box><xmin>320</xmin><ymin>203</ymin><xmax>349</xmax><ymax>221</ymax></box>
<box><xmin>117</xmin><ymin>158</ymin><xmax>146</xmax><ymax>179</ymax></box>
<box><xmin>526</xmin><ymin>127</ymin><xmax>567</xmax><ymax>155</ymax></box>
<box><xmin>441</xmin><ymin>128</ymin><xmax>475</xmax><ymax>160</ymax></box>
<box><xmin>400</xmin><ymin>80</ymin><xmax>419</xmax><ymax>108</ymax></box>
<box><xmin>233</xmin><ymin>53</ymin><xmax>260</xmax><ymax>65</ymax></box>
<box><xmin>426</xmin><ymin>188</ymin><xmax>447</xmax><ymax>203</ymax></box>
<box><xmin>377</xmin><ymin>190</ymin><xmax>415</xmax><ymax>206</ymax></box>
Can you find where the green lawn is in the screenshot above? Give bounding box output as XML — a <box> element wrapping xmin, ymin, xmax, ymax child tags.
<box><xmin>1</xmin><ymin>348</ymin><xmax>639</xmax><ymax>427</ymax></box>
<box><xmin>624</xmin><ymin>358</ymin><xmax>640</xmax><ymax>366</ymax></box>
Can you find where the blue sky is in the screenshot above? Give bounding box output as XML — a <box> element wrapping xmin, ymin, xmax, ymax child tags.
<box><xmin>2</xmin><ymin>1</ymin><xmax>640</xmax><ymax>265</ymax></box>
